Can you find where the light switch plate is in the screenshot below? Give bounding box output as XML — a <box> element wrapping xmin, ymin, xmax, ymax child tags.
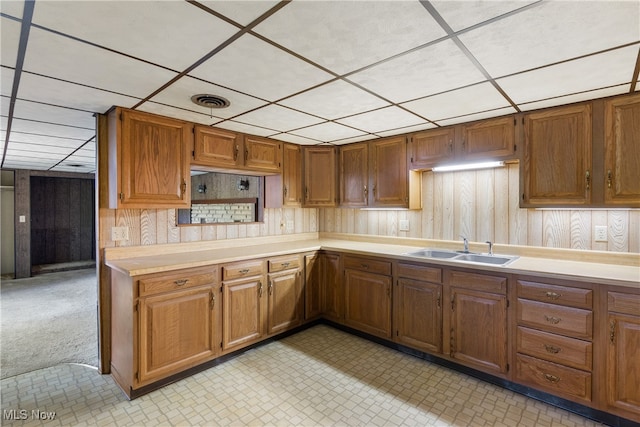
<box><xmin>595</xmin><ymin>226</ymin><xmax>608</xmax><ymax>242</ymax></box>
<box><xmin>399</xmin><ymin>219</ymin><xmax>409</xmax><ymax>232</ymax></box>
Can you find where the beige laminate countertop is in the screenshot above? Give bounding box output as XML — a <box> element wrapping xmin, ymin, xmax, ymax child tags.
<box><xmin>104</xmin><ymin>234</ymin><xmax>640</xmax><ymax>289</ymax></box>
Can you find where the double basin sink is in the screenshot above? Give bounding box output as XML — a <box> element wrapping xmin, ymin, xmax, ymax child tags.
<box><xmin>404</xmin><ymin>248</ymin><xmax>519</xmax><ymax>266</ymax></box>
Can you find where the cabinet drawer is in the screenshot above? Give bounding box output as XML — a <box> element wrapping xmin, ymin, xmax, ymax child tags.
<box><xmin>517</xmin><ymin>326</ymin><xmax>592</xmax><ymax>371</ymax></box>
<box><xmin>517</xmin><ymin>280</ymin><xmax>592</xmax><ymax>309</ymax></box>
<box><xmin>448</xmin><ymin>270</ymin><xmax>506</xmax><ymax>294</ymax></box>
<box><xmin>517</xmin><ymin>299</ymin><xmax>592</xmax><ymax>339</ymax></box>
<box><xmin>138</xmin><ymin>269</ymin><xmax>217</xmax><ymax>297</ymax></box>
<box><xmin>397</xmin><ymin>263</ymin><xmax>442</xmax><ymax>284</ymax></box>
<box><xmin>516</xmin><ymin>354</ymin><xmax>591</xmax><ymax>402</ymax></box>
<box><xmin>222</xmin><ymin>260</ymin><xmax>264</xmax><ymax>281</ymax></box>
<box><xmin>268</xmin><ymin>255</ymin><xmax>301</xmax><ymax>273</ymax></box>
<box><xmin>344</xmin><ymin>256</ymin><xmax>391</xmax><ymax>276</ymax></box>
<box><xmin>608</xmin><ymin>291</ymin><xmax>640</xmax><ymax>316</ymax></box>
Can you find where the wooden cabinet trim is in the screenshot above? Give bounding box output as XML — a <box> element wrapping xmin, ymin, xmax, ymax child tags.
<box><xmin>448</xmin><ymin>270</ymin><xmax>507</xmax><ymax>294</ymax></box>
<box><xmin>397</xmin><ymin>262</ymin><xmax>442</xmax><ymax>284</ymax></box>
<box><xmin>344</xmin><ymin>256</ymin><xmax>392</xmax><ymax>276</ymax></box>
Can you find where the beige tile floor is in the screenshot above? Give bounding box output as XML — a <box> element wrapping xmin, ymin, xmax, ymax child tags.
<box><xmin>1</xmin><ymin>325</ymin><xmax>603</xmax><ymax>426</ymax></box>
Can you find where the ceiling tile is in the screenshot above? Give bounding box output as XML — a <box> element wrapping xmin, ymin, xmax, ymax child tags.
<box><xmin>376</xmin><ymin>123</ymin><xmax>438</xmax><ymax>137</ymax></box>
<box><xmin>199</xmin><ymin>1</ymin><xmax>280</xmax><ymax>26</ymax></box>
<box><xmin>1</xmin><ymin>67</ymin><xmax>14</xmax><ymax>96</ymax></box>
<box><xmin>460</xmin><ymin>1</ymin><xmax>640</xmax><ymax>77</ymax></box>
<box><xmin>31</xmin><ymin>1</ymin><xmax>239</xmax><ymax>71</ymax></box>
<box><xmin>13</xmin><ymin>99</ymin><xmax>95</xmax><ymax>128</ymax></box>
<box><xmin>214</xmin><ymin>120</ymin><xmax>278</xmax><ymax>137</ymax></box>
<box><xmin>233</xmin><ymin>104</ymin><xmax>324</xmax><ymax>132</ymax></box>
<box><xmin>17</xmin><ymin>72</ymin><xmax>140</xmax><ymax>113</ymax></box>
<box><xmin>0</xmin><ymin>1</ymin><xmax>24</xmax><ymax>19</ymax></box>
<box><xmin>336</xmin><ymin>106</ymin><xmax>424</xmax><ymax>134</ymax></box>
<box><xmin>348</xmin><ymin>39</ymin><xmax>486</xmax><ymax>103</ymax></box>
<box><xmin>7</xmin><ymin>145</ymin><xmax>70</xmax><ymax>159</ymax></box>
<box><xmin>137</xmin><ymin>102</ymin><xmax>220</xmax><ymax>126</ymax></box>
<box><xmin>496</xmin><ymin>46</ymin><xmax>638</xmax><ymax>104</ymax></box>
<box><xmin>254</xmin><ymin>0</ymin><xmax>446</xmax><ymax>75</ymax></box>
<box><xmin>149</xmin><ymin>75</ymin><xmax>268</xmax><ymax>119</ymax></box>
<box><xmin>51</xmin><ymin>164</ymin><xmax>95</xmax><ymax>173</ymax></box>
<box><xmin>332</xmin><ymin>134</ymin><xmax>380</xmax><ymax>145</ymax></box>
<box><xmin>271</xmin><ymin>133</ymin><xmax>320</xmax><ymax>146</ymax></box>
<box><xmin>6</xmin><ymin>132</ymin><xmax>88</xmax><ymax>148</ymax></box>
<box><xmin>1</xmin><ymin>17</ymin><xmax>21</xmax><ymax>69</ymax></box>
<box><xmin>402</xmin><ymin>82</ymin><xmax>510</xmax><ymax>121</ymax></box>
<box><xmin>24</xmin><ymin>27</ymin><xmax>178</xmax><ymax>99</ymax></box>
<box><xmin>189</xmin><ymin>34</ymin><xmax>333</xmax><ymax>102</ymax></box>
<box><xmin>10</xmin><ymin>118</ymin><xmax>94</xmax><ymax>140</ymax></box>
<box><xmin>436</xmin><ymin>107</ymin><xmax>517</xmax><ymax>127</ymax></box>
<box><xmin>278</xmin><ymin>80</ymin><xmax>389</xmax><ymax>120</ymax></box>
<box><xmin>431</xmin><ymin>1</ymin><xmax>538</xmax><ymax>32</ymax></box>
<box><xmin>1</xmin><ymin>94</ymin><xmax>9</xmax><ymax>116</ymax></box>
<box><xmin>290</xmin><ymin>122</ymin><xmax>366</xmax><ymax>142</ymax></box>
<box><xmin>518</xmin><ymin>85</ymin><xmax>632</xmax><ymax>111</ymax></box>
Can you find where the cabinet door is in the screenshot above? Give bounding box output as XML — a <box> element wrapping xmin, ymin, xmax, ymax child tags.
<box><xmin>462</xmin><ymin>116</ymin><xmax>515</xmax><ymax>160</ymax></box>
<box><xmin>283</xmin><ymin>143</ymin><xmax>303</xmax><ymax>207</ymax></box>
<box><xmin>244</xmin><ymin>136</ymin><xmax>282</xmax><ymax>173</ymax></box>
<box><xmin>267</xmin><ymin>270</ymin><xmax>303</xmax><ymax>335</ymax></box>
<box><xmin>322</xmin><ymin>253</ymin><xmax>342</xmax><ymax>322</ymax></box>
<box><xmin>344</xmin><ymin>269</ymin><xmax>392</xmax><ymax>338</ymax></box>
<box><xmin>410</xmin><ymin>128</ymin><xmax>455</xmax><ymax>169</ymax></box>
<box><xmin>370</xmin><ymin>136</ymin><xmax>408</xmax><ymax>207</ymax></box>
<box><xmin>396</xmin><ymin>278</ymin><xmax>442</xmax><ymax>353</ymax></box>
<box><xmin>522</xmin><ymin>104</ymin><xmax>592</xmax><ymax>206</ymax></box>
<box><xmin>138</xmin><ymin>286</ymin><xmax>216</xmax><ymax>385</ymax></box>
<box><xmin>607</xmin><ymin>313</ymin><xmax>640</xmax><ymax>416</ymax></box>
<box><xmin>604</xmin><ymin>94</ymin><xmax>640</xmax><ymax>206</ymax></box>
<box><xmin>118</xmin><ymin>109</ymin><xmax>191</xmax><ymax>208</ymax></box>
<box><xmin>303</xmin><ymin>146</ymin><xmax>337</xmax><ymax>207</ymax></box>
<box><xmin>340</xmin><ymin>143</ymin><xmax>368</xmax><ymax>207</ymax></box>
<box><xmin>222</xmin><ymin>277</ymin><xmax>264</xmax><ymax>351</ymax></box>
<box><xmin>193</xmin><ymin>126</ymin><xmax>242</xmax><ymax>169</ymax></box>
<box><xmin>304</xmin><ymin>254</ymin><xmax>323</xmax><ymax>320</ymax></box>
<box><xmin>450</xmin><ymin>287</ymin><xmax>508</xmax><ymax>375</ymax></box>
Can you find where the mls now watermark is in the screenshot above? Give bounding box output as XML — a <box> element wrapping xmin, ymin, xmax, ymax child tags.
<box><xmin>3</xmin><ymin>409</ymin><xmax>56</xmax><ymax>421</ymax></box>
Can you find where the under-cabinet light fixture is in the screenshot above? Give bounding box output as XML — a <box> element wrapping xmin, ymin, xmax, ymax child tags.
<box><xmin>431</xmin><ymin>161</ymin><xmax>505</xmax><ymax>173</ymax></box>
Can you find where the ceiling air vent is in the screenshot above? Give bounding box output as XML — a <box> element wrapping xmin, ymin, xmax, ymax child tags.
<box><xmin>191</xmin><ymin>94</ymin><xmax>230</xmax><ymax>109</ymax></box>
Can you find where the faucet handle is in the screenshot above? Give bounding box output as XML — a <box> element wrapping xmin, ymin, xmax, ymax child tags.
<box><xmin>485</xmin><ymin>241</ymin><xmax>493</xmax><ymax>255</ymax></box>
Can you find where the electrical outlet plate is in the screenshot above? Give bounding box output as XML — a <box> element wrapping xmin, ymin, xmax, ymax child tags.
<box><xmin>286</xmin><ymin>220</ymin><xmax>294</xmax><ymax>232</ymax></box>
<box><xmin>399</xmin><ymin>219</ymin><xmax>409</xmax><ymax>232</ymax></box>
<box><xmin>595</xmin><ymin>226</ymin><xmax>608</xmax><ymax>242</ymax></box>
<box><xmin>112</xmin><ymin>226</ymin><xmax>129</xmax><ymax>241</ymax></box>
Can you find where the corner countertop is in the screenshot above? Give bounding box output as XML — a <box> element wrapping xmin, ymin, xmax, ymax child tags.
<box><xmin>104</xmin><ymin>233</ymin><xmax>640</xmax><ymax>288</ymax></box>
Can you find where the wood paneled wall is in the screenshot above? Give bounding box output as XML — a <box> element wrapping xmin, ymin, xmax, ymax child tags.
<box><xmin>319</xmin><ymin>163</ymin><xmax>640</xmax><ymax>253</ymax></box>
<box><xmin>99</xmin><ymin>207</ymin><xmax>318</xmax><ymax>248</ymax></box>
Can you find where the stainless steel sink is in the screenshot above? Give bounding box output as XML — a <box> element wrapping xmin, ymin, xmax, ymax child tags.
<box><xmin>454</xmin><ymin>253</ymin><xmax>518</xmax><ymax>266</ymax></box>
<box><xmin>405</xmin><ymin>249</ymin><xmax>459</xmax><ymax>259</ymax></box>
<box><xmin>404</xmin><ymin>248</ymin><xmax>518</xmax><ymax>266</ymax></box>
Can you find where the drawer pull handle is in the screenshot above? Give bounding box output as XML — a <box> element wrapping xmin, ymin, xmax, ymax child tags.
<box><xmin>174</xmin><ymin>279</ymin><xmax>188</xmax><ymax>286</ymax></box>
<box><xmin>361</xmin><ymin>263</ymin><xmax>369</xmax><ymax>269</ymax></box>
<box><xmin>281</xmin><ymin>262</ymin><xmax>290</xmax><ymax>268</ymax></box>
<box><xmin>239</xmin><ymin>269</ymin><xmax>250</xmax><ymax>275</ymax></box>
<box><xmin>544</xmin><ymin>344</ymin><xmax>561</xmax><ymax>354</ymax></box>
<box><xmin>544</xmin><ymin>315</ymin><xmax>561</xmax><ymax>324</ymax></box>
<box><xmin>258</xmin><ymin>281</ymin><xmax>263</xmax><ymax>297</ymax></box>
<box><xmin>543</xmin><ymin>373</ymin><xmax>560</xmax><ymax>383</ymax></box>
<box><xmin>545</xmin><ymin>291</ymin><xmax>561</xmax><ymax>300</ymax></box>
<box><xmin>610</xmin><ymin>320</ymin><xmax>616</xmax><ymax>343</ymax></box>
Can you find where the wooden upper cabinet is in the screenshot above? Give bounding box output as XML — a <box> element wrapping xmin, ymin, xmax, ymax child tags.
<box><xmin>108</xmin><ymin>107</ymin><xmax>191</xmax><ymax>209</ymax></box>
<box><xmin>244</xmin><ymin>136</ymin><xmax>282</xmax><ymax>173</ymax></box>
<box><xmin>193</xmin><ymin>126</ymin><xmax>242</xmax><ymax>169</ymax></box>
<box><xmin>370</xmin><ymin>136</ymin><xmax>408</xmax><ymax>207</ymax></box>
<box><xmin>410</xmin><ymin>127</ymin><xmax>455</xmax><ymax>169</ymax></box>
<box><xmin>192</xmin><ymin>125</ymin><xmax>282</xmax><ymax>174</ymax></box>
<box><xmin>604</xmin><ymin>93</ymin><xmax>640</xmax><ymax>207</ymax></box>
<box><xmin>303</xmin><ymin>146</ymin><xmax>337</xmax><ymax>207</ymax></box>
<box><xmin>340</xmin><ymin>142</ymin><xmax>368</xmax><ymax>207</ymax></box>
<box><xmin>282</xmin><ymin>143</ymin><xmax>302</xmax><ymax>207</ymax></box>
<box><xmin>409</xmin><ymin>116</ymin><xmax>516</xmax><ymax>169</ymax></box>
<box><xmin>522</xmin><ymin>103</ymin><xmax>592</xmax><ymax>207</ymax></box>
<box><xmin>461</xmin><ymin>116</ymin><xmax>515</xmax><ymax>160</ymax></box>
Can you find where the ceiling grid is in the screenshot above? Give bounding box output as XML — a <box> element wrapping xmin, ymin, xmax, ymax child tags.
<box><xmin>0</xmin><ymin>0</ymin><xmax>638</xmax><ymax>173</ymax></box>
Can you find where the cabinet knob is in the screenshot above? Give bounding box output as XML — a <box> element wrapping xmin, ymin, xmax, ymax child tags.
<box><xmin>607</xmin><ymin>170</ymin><xmax>612</xmax><ymax>189</ymax></box>
<box><xmin>585</xmin><ymin>170</ymin><xmax>590</xmax><ymax>191</ymax></box>
<box><xmin>258</xmin><ymin>281</ymin><xmax>263</xmax><ymax>297</ymax></box>
<box><xmin>544</xmin><ymin>291</ymin><xmax>561</xmax><ymax>300</ymax></box>
<box><xmin>544</xmin><ymin>344</ymin><xmax>561</xmax><ymax>354</ymax></box>
<box><xmin>544</xmin><ymin>315</ymin><xmax>561</xmax><ymax>325</ymax></box>
<box><xmin>234</xmin><ymin>145</ymin><xmax>239</xmax><ymax>161</ymax></box>
<box><xmin>543</xmin><ymin>373</ymin><xmax>560</xmax><ymax>383</ymax></box>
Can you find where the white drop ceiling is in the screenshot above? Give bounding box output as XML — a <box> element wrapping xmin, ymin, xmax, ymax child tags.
<box><xmin>1</xmin><ymin>0</ymin><xmax>639</xmax><ymax>174</ymax></box>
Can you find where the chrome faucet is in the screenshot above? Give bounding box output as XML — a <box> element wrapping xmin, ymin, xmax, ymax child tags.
<box><xmin>460</xmin><ymin>235</ymin><xmax>469</xmax><ymax>253</ymax></box>
<box><xmin>486</xmin><ymin>241</ymin><xmax>493</xmax><ymax>256</ymax></box>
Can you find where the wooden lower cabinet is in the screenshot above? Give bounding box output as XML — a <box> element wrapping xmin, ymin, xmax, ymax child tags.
<box><xmin>606</xmin><ymin>291</ymin><xmax>640</xmax><ymax>421</ymax></box>
<box><xmin>304</xmin><ymin>254</ymin><xmax>323</xmax><ymax>320</ymax></box>
<box><xmin>343</xmin><ymin>257</ymin><xmax>392</xmax><ymax>339</ymax></box>
<box><xmin>267</xmin><ymin>262</ymin><xmax>303</xmax><ymax>335</ymax></box>
<box><xmin>222</xmin><ymin>276</ymin><xmax>264</xmax><ymax>352</ymax></box>
<box><xmin>446</xmin><ymin>270</ymin><xmax>508</xmax><ymax>376</ymax></box>
<box><xmin>322</xmin><ymin>252</ymin><xmax>342</xmax><ymax>322</ymax></box>
<box><xmin>138</xmin><ymin>285</ymin><xmax>217</xmax><ymax>385</ymax></box>
<box><xmin>395</xmin><ymin>263</ymin><xmax>443</xmax><ymax>354</ymax></box>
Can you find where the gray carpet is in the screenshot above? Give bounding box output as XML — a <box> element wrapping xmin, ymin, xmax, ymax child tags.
<box><xmin>0</xmin><ymin>268</ymin><xmax>98</xmax><ymax>379</ymax></box>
